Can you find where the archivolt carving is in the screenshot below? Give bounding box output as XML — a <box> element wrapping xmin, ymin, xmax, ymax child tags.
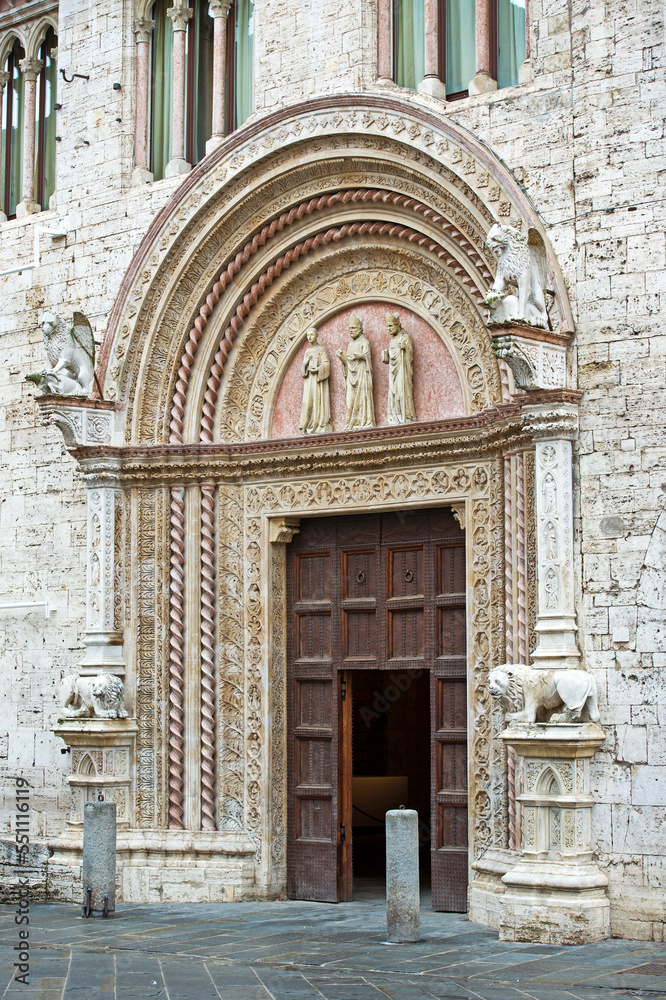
<box><xmin>116</xmin><ymin>153</ymin><xmax>497</xmax><ymax>443</ymax></box>
<box><xmin>99</xmin><ymin>98</ymin><xmax>573</xmax><ymax>443</ymax></box>
<box><xmin>216</xmin><ymin>243</ymin><xmax>502</xmax><ymax>442</ymax></box>
<box><xmin>168</xmin><ymin>186</ymin><xmax>492</xmax><ymax>445</ymax></box>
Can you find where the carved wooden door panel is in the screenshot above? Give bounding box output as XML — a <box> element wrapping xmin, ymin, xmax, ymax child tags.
<box><xmin>287</xmin><ymin>536</ymin><xmax>340</xmax><ymax>902</ymax></box>
<box><xmin>431</xmin><ymin>536</ymin><xmax>468</xmax><ymax>911</ymax></box>
<box><xmin>287</xmin><ymin>510</ymin><xmax>466</xmax><ymax>908</ymax></box>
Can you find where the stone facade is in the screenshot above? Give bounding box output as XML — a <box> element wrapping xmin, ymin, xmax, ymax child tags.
<box><xmin>0</xmin><ymin>0</ymin><xmax>664</xmax><ymax>943</ymax></box>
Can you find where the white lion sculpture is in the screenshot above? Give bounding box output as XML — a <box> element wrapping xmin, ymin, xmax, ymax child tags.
<box><xmin>26</xmin><ymin>310</ymin><xmax>95</xmax><ymax>397</ymax></box>
<box><xmin>58</xmin><ymin>672</ymin><xmax>128</xmax><ymax>720</ymax></box>
<box><xmin>484</xmin><ymin>224</ymin><xmax>549</xmax><ymax>330</ymax></box>
<box><xmin>488</xmin><ymin>663</ymin><xmax>600</xmax><ymax>724</ymax></box>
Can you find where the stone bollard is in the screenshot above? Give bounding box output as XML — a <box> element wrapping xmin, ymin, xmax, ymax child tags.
<box><xmin>385</xmin><ymin>808</ymin><xmax>420</xmax><ymax>942</ymax></box>
<box><xmin>82</xmin><ymin>801</ymin><xmax>116</xmax><ymax>917</ymax></box>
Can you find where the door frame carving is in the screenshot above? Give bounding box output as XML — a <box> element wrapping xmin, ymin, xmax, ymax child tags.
<box><xmin>265</xmin><ymin>457</ymin><xmax>505</xmax><ymax>898</ymax></box>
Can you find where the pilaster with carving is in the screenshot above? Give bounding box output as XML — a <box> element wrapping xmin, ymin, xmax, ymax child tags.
<box><xmin>80</xmin><ymin>487</ymin><xmax>125</xmax><ymax>675</ymax></box>
<box><xmin>522</xmin><ymin>405</ymin><xmax>580</xmax><ymax>670</ymax></box>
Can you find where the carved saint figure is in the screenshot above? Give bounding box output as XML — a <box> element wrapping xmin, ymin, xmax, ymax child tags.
<box><xmin>299</xmin><ymin>328</ymin><xmax>333</xmax><ymax>434</ymax></box>
<box><xmin>337</xmin><ymin>316</ymin><xmax>375</xmax><ymax>429</ymax></box>
<box><xmin>544</xmin><ymin>567</ymin><xmax>559</xmax><ymax>608</ymax></box>
<box><xmin>382</xmin><ymin>313</ymin><xmax>415</xmax><ymax>425</ymax></box>
<box><xmin>544</xmin><ymin>521</ymin><xmax>558</xmax><ymax>560</ymax></box>
<box><xmin>542</xmin><ymin>472</ymin><xmax>557</xmax><ymax>514</ymax></box>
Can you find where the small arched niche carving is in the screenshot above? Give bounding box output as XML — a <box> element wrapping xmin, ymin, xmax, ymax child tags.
<box><xmin>78</xmin><ymin>753</ymin><xmax>97</xmax><ymax>777</ymax></box>
<box><xmin>537</xmin><ymin>766</ymin><xmax>563</xmax><ymax>797</ymax></box>
<box><xmin>271</xmin><ymin>303</ymin><xmax>465</xmax><ymax>439</ymax></box>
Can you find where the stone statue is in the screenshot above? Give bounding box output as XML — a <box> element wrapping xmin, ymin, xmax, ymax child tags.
<box><xmin>337</xmin><ymin>315</ymin><xmax>375</xmax><ymax>429</ymax></box>
<box><xmin>58</xmin><ymin>672</ymin><xmax>129</xmax><ymax>720</ymax></box>
<box><xmin>26</xmin><ymin>310</ymin><xmax>95</xmax><ymax>397</ymax></box>
<box><xmin>484</xmin><ymin>224</ymin><xmax>549</xmax><ymax>329</ymax></box>
<box><xmin>487</xmin><ymin>663</ymin><xmax>600</xmax><ymax>724</ymax></box>
<box><xmin>382</xmin><ymin>313</ymin><xmax>415</xmax><ymax>425</ymax></box>
<box><xmin>299</xmin><ymin>327</ymin><xmax>333</xmax><ymax>434</ymax></box>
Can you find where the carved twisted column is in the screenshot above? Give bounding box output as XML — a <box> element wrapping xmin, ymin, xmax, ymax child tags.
<box><xmin>168</xmin><ymin>486</ymin><xmax>186</xmax><ymax>828</ymax></box>
<box><xmin>16</xmin><ymin>57</ymin><xmax>43</xmax><ymax>218</ymax></box>
<box><xmin>200</xmin><ymin>484</ymin><xmax>217</xmax><ymax>830</ymax></box>
<box><xmin>165</xmin><ymin>4</ymin><xmax>193</xmax><ymax>177</ymax></box>
<box><xmin>206</xmin><ymin>0</ymin><xmax>232</xmax><ymax>152</ymax></box>
<box><xmin>133</xmin><ymin>18</ymin><xmax>155</xmax><ymax>185</ymax></box>
<box><xmin>418</xmin><ymin>0</ymin><xmax>446</xmax><ymax>99</ymax></box>
<box><xmin>469</xmin><ymin>0</ymin><xmax>497</xmax><ymax>95</ymax></box>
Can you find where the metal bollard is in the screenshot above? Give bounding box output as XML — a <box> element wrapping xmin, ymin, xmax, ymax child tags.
<box><xmin>81</xmin><ymin>800</ymin><xmax>116</xmax><ymax>918</ymax></box>
<box><xmin>385</xmin><ymin>808</ymin><xmax>420</xmax><ymax>942</ymax></box>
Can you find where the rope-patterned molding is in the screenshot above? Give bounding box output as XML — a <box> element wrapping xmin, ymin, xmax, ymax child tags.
<box><xmin>200</xmin><ymin>221</ymin><xmax>487</xmax><ymax>444</ymax></box>
<box><xmin>169</xmin><ymin>188</ymin><xmax>492</xmax><ymax>446</ymax></box>
<box><xmin>168</xmin><ymin>486</ymin><xmax>186</xmax><ymax>829</ymax></box>
<box><xmin>200</xmin><ymin>483</ymin><xmax>217</xmax><ymax>831</ymax></box>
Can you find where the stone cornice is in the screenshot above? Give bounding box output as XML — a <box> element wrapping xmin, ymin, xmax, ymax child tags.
<box><xmin>67</xmin><ymin>391</ymin><xmax>581</xmax><ymax>485</ymax></box>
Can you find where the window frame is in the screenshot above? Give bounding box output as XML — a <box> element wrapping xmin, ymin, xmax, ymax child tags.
<box><xmin>2</xmin><ymin>38</ymin><xmax>23</xmax><ymax>218</ymax></box>
<box><xmin>35</xmin><ymin>27</ymin><xmax>57</xmax><ymax>211</ymax></box>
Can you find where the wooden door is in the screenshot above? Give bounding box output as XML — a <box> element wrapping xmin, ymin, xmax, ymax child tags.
<box><xmin>431</xmin><ymin>538</ymin><xmax>468</xmax><ymax>911</ymax></box>
<box><xmin>286</xmin><ymin>509</ymin><xmax>466</xmax><ymax>908</ymax></box>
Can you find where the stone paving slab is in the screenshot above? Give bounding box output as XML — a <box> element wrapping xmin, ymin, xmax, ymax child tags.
<box><xmin>1</xmin><ymin>898</ymin><xmax>665</xmax><ymax>1000</ymax></box>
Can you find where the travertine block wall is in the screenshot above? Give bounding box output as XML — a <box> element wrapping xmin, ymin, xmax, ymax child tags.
<box><xmin>0</xmin><ymin>0</ymin><xmax>664</xmax><ymax>937</ymax></box>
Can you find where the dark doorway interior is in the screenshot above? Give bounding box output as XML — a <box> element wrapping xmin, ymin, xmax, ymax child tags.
<box><xmin>351</xmin><ymin>669</ymin><xmax>431</xmax><ymax>886</ymax></box>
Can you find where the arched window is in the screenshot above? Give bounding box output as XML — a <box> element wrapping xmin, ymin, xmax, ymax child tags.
<box><xmin>391</xmin><ymin>0</ymin><xmax>526</xmax><ymax>98</ymax></box>
<box><xmin>147</xmin><ymin>0</ymin><xmax>253</xmax><ymax>182</ymax></box>
<box><xmin>1</xmin><ymin>39</ymin><xmax>25</xmax><ymax>218</ymax></box>
<box><xmin>35</xmin><ymin>27</ymin><xmax>58</xmax><ymax>210</ymax></box>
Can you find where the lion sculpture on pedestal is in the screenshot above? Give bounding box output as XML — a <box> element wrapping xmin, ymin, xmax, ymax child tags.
<box><xmin>488</xmin><ymin>663</ymin><xmax>600</xmax><ymax>724</ymax></box>
<box><xmin>26</xmin><ymin>310</ymin><xmax>96</xmax><ymax>397</ymax></box>
<box><xmin>58</xmin><ymin>672</ymin><xmax>128</xmax><ymax>720</ymax></box>
<box><xmin>484</xmin><ymin>224</ymin><xmax>549</xmax><ymax>329</ymax></box>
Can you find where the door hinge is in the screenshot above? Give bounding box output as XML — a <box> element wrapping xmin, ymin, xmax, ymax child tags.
<box><xmin>340</xmin><ymin>679</ymin><xmax>347</xmax><ymax>701</ymax></box>
<box><xmin>340</xmin><ymin>824</ymin><xmax>346</xmax><ymax>844</ymax></box>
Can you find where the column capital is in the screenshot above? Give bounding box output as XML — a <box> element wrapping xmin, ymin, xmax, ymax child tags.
<box><xmin>167</xmin><ymin>4</ymin><xmax>194</xmax><ymax>30</ymax></box>
<box><xmin>134</xmin><ymin>17</ymin><xmax>155</xmax><ymax>43</ymax></box>
<box><xmin>208</xmin><ymin>0</ymin><xmax>233</xmax><ymax>16</ymax></box>
<box><xmin>0</xmin><ymin>69</ymin><xmax>9</xmax><ymax>93</ymax></box>
<box><xmin>19</xmin><ymin>57</ymin><xmax>43</xmax><ymax>82</ymax></box>
<box><xmin>521</xmin><ymin>403</ymin><xmax>579</xmax><ymax>441</ymax></box>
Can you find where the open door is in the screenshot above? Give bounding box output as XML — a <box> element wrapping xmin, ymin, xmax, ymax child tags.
<box><xmin>287</xmin><ymin>510</ymin><xmax>466</xmax><ymax>908</ymax></box>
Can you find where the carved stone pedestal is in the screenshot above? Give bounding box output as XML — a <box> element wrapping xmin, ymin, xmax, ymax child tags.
<box><xmin>498</xmin><ymin>722</ymin><xmax>610</xmax><ymax>945</ymax></box>
<box><xmin>53</xmin><ymin>719</ymin><xmax>138</xmax><ymax>829</ymax></box>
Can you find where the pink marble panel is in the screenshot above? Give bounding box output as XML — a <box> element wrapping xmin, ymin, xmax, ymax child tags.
<box><xmin>271</xmin><ymin>303</ymin><xmax>465</xmax><ymax>439</ymax></box>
